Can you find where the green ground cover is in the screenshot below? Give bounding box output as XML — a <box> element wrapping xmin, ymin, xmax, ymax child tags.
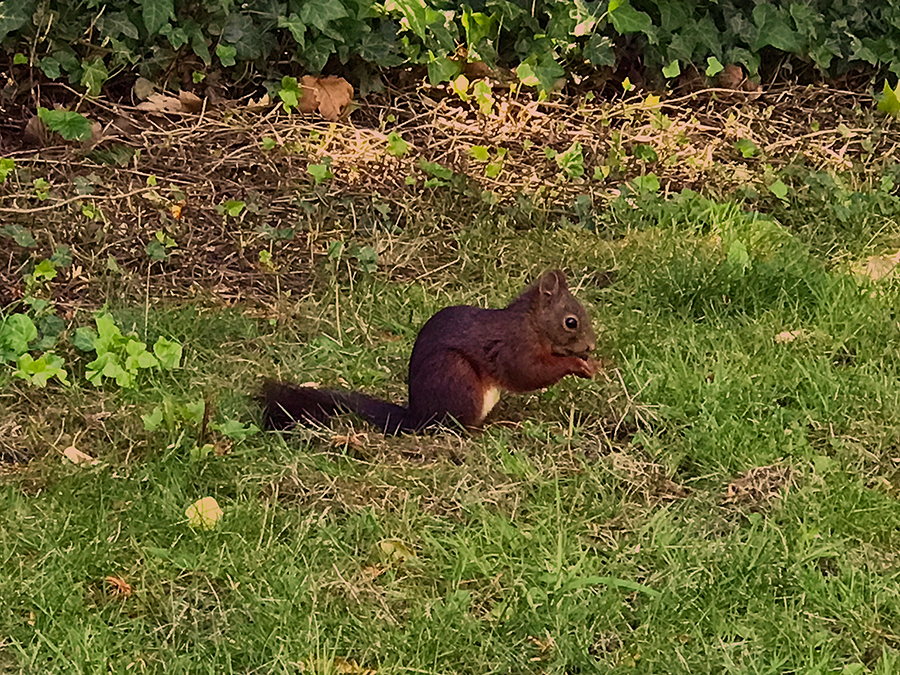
<box><xmin>2</xmin><ymin>185</ymin><xmax>900</xmax><ymax>674</ymax></box>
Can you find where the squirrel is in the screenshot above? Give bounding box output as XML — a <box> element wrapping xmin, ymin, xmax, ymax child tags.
<box><xmin>261</xmin><ymin>269</ymin><xmax>600</xmax><ymax>434</ymax></box>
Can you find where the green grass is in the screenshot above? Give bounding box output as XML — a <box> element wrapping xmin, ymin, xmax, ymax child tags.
<box><xmin>2</xmin><ymin>189</ymin><xmax>900</xmax><ymax>674</ymax></box>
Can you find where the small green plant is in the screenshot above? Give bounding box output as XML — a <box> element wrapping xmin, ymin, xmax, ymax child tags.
<box><xmin>386</xmin><ymin>132</ymin><xmax>409</xmax><ymax>157</ymax></box>
<box><xmin>0</xmin><ymin>157</ymin><xmax>15</xmax><ymax>183</ymax></box>
<box><xmin>75</xmin><ymin>312</ymin><xmax>183</xmax><ymax>388</ymax></box>
<box><xmin>33</xmin><ymin>178</ymin><xmax>50</xmax><ymax>201</ymax></box>
<box><xmin>1</xmin><ymin>309</ymin><xmax>68</xmax><ymax>387</ymax></box>
<box><xmin>307</xmin><ymin>159</ymin><xmax>334</xmax><ymax>185</ymax></box>
<box><xmin>555</xmin><ymin>141</ymin><xmax>585</xmax><ymax>179</ymax></box>
<box><xmin>418</xmin><ymin>159</ymin><xmax>453</xmax><ymax>187</ymax></box>
<box><xmin>221</xmin><ymin>200</ymin><xmax>246</xmax><ymax>217</ymax></box>
<box><xmin>277</xmin><ymin>76</ymin><xmax>302</xmax><ymax>113</ymax></box>
<box><xmin>146</xmin><ymin>230</ymin><xmax>177</xmax><ymax>261</ymax></box>
<box><xmin>37</xmin><ymin>107</ymin><xmax>93</xmax><ymax>142</ymax></box>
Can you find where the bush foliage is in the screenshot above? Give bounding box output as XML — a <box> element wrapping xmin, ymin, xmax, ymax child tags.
<box><xmin>1</xmin><ymin>0</ymin><xmax>898</xmax><ymax>96</ymax></box>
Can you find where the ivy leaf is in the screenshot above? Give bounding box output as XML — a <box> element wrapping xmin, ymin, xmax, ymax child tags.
<box><xmin>299</xmin><ymin>0</ymin><xmax>348</xmax><ymax>34</ymax></box>
<box><xmin>0</xmin><ymin>0</ymin><xmax>35</xmax><ymax>42</ymax></box>
<box><xmin>302</xmin><ymin>36</ymin><xmax>334</xmax><ymax>73</ymax></box>
<box><xmin>73</xmin><ymin>326</ymin><xmax>98</xmax><ymax>352</ymax></box>
<box><xmin>632</xmin><ymin>143</ymin><xmax>658</xmax><ymax>162</ymax></box>
<box><xmin>153</xmin><ymin>337</ymin><xmax>183</xmax><ymax>369</ymax></box>
<box><xmin>706</xmin><ymin>56</ymin><xmax>724</xmax><ymax>77</ymax></box>
<box><xmin>278</xmin><ymin>13</ymin><xmax>306</xmax><ymax>49</ymax></box>
<box><xmin>609</xmin><ymin>1</ymin><xmax>653</xmax><ymax>35</ymax></box>
<box><xmin>39</xmin><ymin>57</ymin><xmax>60</xmax><ymax>79</ymax></box>
<box><xmin>182</xmin><ymin>19</ymin><xmax>211</xmax><ymax>65</ymax></box>
<box><xmin>631</xmin><ymin>173</ymin><xmax>660</xmax><ymax>193</ymax></box>
<box><xmin>585</xmin><ymin>34</ymin><xmax>615</xmax><ymax>67</ymax></box>
<box><xmin>308</xmin><ymin>162</ymin><xmax>334</xmax><ymax>184</ymax></box>
<box><xmin>98</xmin><ymin>11</ymin><xmax>139</xmax><ymax>39</ymax></box>
<box><xmin>878</xmin><ymin>80</ymin><xmax>900</xmax><ymax>118</ymax></box>
<box><xmin>216</xmin><ymin>44</ymin><xmax>236</xmax><ymax>67</ymax></box>
<box><xmin>556</xmin><ymin>141</ymin><xmax>584</xmax><ymax>178</ymax></box>
<box><xmin>0</xmin><ymin>157</ymin><xmax>13</xmax><ymax>183</ymax></box>
<box><xmin>0</xmin><ymin>314</ymin><xmax>38</xmax><ymax>361</ymax></box>
<box><xmin>427</xmin><ymin>54</ymin><xmax>461</xmax><ymax>85</ymax></box>
<box><xmin>734</xmin><ymin>138</ymin><xmax>759</xmax><ymax>158</ymax></box>
<box><xmin>223</xmin><ymin>200</ymin><xmax>245</xmax><ymax>217</ymax></box>
<box><xmin>210</xmin><ymin>419</ymin><xmax>259</xmax><ymax>442</ymax></box>
<box><xmin>470</xmin><ymin>145</ymin><xmax>489</xmax><ymax>161</ymax></box>
<box><xmin>769</xmin><ymin>179</ymin><xmax>789</xmax><ymax>201</ymax></box>
<box><xmin>38</xmin><ymin>107</ymin><xmax>93</xmax><ymax>141</ymax></box>
<box><xmin>0</xmin><ymin>224</ymin><xmax>37</xmax><ymax>247</ymax></box>
<box><xmin>751</xmin><ymin>4</ymin><xmax>802</xmax><ymax>53</ymax></box>
<box><xmin>516</xmin><ymin>52</ymin><xmax>564</xmax><ymax>93</ymax></box>
<box><xmin>140</xmin><ymin>0</ymin><xmax>174</xmax><ymax>36</ymax></box>
<box><xmin>418</xmin><ymin>159</ymin><xmax>452</xmax><ymax>180</ymax></box>
<box><xmin>386</xmin><ymin>131</ymin><xmax>409</xmax><ymax>157</ymax></box>
<box><xmin>50</xmin><ymin>245</ymin><xmax>72</xmax><ymax>267</ymax></box>
<box><xmin>278</xmin><ymin>76</ymin><xmax>301</xmax><ymax>112</ymax></box>
<box><xmin>384</xmin><ymin>0</ymin><xmax>428</xmax><ymax>40</ymax></box>
<box><xmin>662</xmin><ymin>60</ymin><xmax>680</xmax><ymax>78</ymax></box>
<box><xmin>79</xmin><ymin>58</ymin><xmax>109</xmax><ymax>96</ymax></box>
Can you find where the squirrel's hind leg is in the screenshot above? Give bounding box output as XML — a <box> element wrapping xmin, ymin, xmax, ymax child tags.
<box><xmin>407</xmin><ymin>352</ymin><xmax>494</xmax><ymax>430</ymax></box>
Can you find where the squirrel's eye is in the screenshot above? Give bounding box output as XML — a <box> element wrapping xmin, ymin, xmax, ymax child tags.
<box><xmin>564</xmin><ymin>316</ymin><xmax>578</xmax><ymax>330</ymax></box>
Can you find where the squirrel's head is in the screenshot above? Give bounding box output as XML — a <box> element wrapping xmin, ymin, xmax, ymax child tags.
<box><xmin>534</xmin><ymin>270</ymin><xmax>596</xmax><ymax>359</ymax></box>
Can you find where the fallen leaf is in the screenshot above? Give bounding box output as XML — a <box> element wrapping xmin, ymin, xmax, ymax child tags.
<box><xmin>246</xmin><ymin>93</ymin><xmax>271</xmax><ymax>109</ymax></box>
<box><xmin>62</xmin><ymin>446</ymin><xmax>99</xmax><ymax>466</ymax></box>
<box><xmin>718</xmin><ymin>64</ymin><xmax>744</xmax><ymax>89</ymax></box>
<box><xmin>22</xmin><ymin>115</ymin><xmax>51</xmax><ymax>147</ymax></box>
<box><xmin>851</xmin><ymin>250</ymin><xmax>900</xmax><ymax>281</ymax></box>
<box><xmin>137</xmin><ymin>93</ymin><xmax>184</xmax><ymax>113</ymax></box>
<box><xmin>331</xmin><ymin>432</ymin><xmax>366</xmax><ymax>448</ymax></box>
<box><xmin>170</xmin><ymin>201</ymin><xmax>185</xmax><ymax>219</ymax></box>
<box><xmin>298</xmin><ymin>656</ymin><xmax>375</xmax><ymax>675</ymax></box>
<box><xmin>774</xmin><ymin>329</ymin><xmax>810</xmax><ymax>344</ymax></box>
<box><xmin>186</xmin><ymin>497</ymin><xmax>223</xmax><ymax>530</ymax></box>
<box><xmin>178</xmin><ymin>90</ymin><xmax>203</xmax><ymax>113</ymax></box>
<box><xmin>360</xmin><ymin>565</ymin><xmax>387</xmax><ymax>582</ymax></box>
<box><xmin>378</xmin><ymin>538</ymin><xmax>416</xmax><ymax>561</ymax></box>
<box><xmin>300</xmin><ymin>75</ymin><xmax>354</xmax><ymax>121</ymax></box>
<box><xmin>105</xmin><ymin>576</ymin><xmax>133</xmax><ymax>597</ymax></box>
<box><xmin>133</xmin><ymin>77</ymin><xmax>155</xmax><ymax>100</ymax></box>
<box><xmin>298</xmin><ymin>75</ymin><xmax>320</xmax><ymax>113</ymax></box>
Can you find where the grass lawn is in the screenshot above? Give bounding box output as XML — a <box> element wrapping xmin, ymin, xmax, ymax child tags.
<box><xmin>2</xmin><ymin>183</ymin><xmax>900</xmax><ymax>674</ymax></box>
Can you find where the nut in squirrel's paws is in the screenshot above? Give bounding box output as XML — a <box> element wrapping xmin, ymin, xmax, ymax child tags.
<box><xmin>575</xmin><ymin>356</ymin><xmax>604</xmax><ymax>378</ymax></box>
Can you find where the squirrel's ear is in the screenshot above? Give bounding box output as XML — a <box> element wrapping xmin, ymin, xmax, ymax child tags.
<box><xmin>538</xmin><ymin>270</ymin><xmax>566</xmax><ymax>297</ymax></box>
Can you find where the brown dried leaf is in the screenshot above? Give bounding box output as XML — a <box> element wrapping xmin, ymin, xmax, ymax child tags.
<box><xmin>722</xmin><ymin>464</ymin><xmax>792</xmax><ymax>510</ymax></box>
<box><xmin>331</xmin><ymin>432</ymin><xmax>366</xmax><ymax>448</ymax></box>
<box><xmin>299</xmin><ymin>656</ymin><xmax>375</xmax><ymax>675</ymax></box>
<box><xmin>718</xmin><ymin>64</ymin><xmax>744</xmax><ymax>90</ymax></box>
<box><xmin>133</xmin><ymin>77</ymin><xmax>155</xmax><ymax>100</ymax></box>
<box><xmin>305</xmin><ymin>75</ymin><xmax>354</xmax><ymax>120</ymax></box>
<box><xmin>852</xmin><ymin>250</ymin><xmax>900</xmax><ymax>281</ymax></box>
<box><xmin>23</xmin><ymin>115</ymin><xmax>50</xmax><ymax>147</ymax></box>
<box><xmin>298</xmin><ymin>75</ymin><xmax>321</xmax><ymax>114</ymax></box>
<box><xmin>105</xmin><ymin>576</ymin><xmax>132</xmax><ymax>597</ymax></box>
<box><xmin>137</xmin><ymin>93</ymin><xmax>184</xmax><ymax>113</ymax></box>
<box><xmin>62</xmin><ymin>446</ymin><xmax>99</xmax><ymax>466</ymax></box>
<box><xmin>178</xmin><ymin>90</ymin><xmax>203</xmax><ymax>113</ymax></box>
<box><xmin>774</xmin><ymin>329</ymin><xmax>810</xmax><ymax>344</ymax></box>
<box><xmin>246</xmin><ymin>93</ymin><xmax>271</xmax><ymax>109</ymax></box>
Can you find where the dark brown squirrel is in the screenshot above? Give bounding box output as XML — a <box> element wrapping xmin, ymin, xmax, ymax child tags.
<box><xmin>261</xmin><ymin>270</ymin><xmax>600</xmax><ymax>434</ymax></box>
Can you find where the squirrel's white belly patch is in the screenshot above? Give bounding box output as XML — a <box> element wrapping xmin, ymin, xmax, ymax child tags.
<box><xmin>479</xmin><ymin>384</ymin><xmax>502</xmax><ymax>422</ymax></box>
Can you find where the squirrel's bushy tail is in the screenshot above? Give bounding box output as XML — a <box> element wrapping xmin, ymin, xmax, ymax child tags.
<box><xmin>261</xmin><ymin>380</ymin><xmax>413</xmax><ymax>435</ymax></box>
